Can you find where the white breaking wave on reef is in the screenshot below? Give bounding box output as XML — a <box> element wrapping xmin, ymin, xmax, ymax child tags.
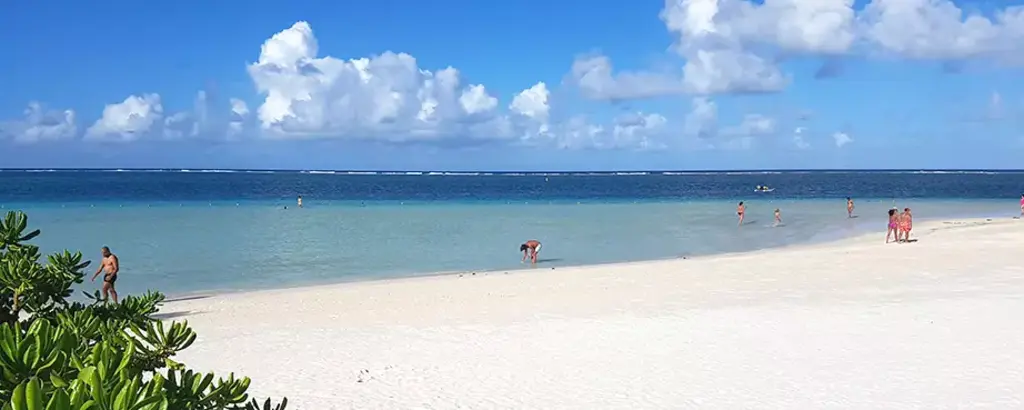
<box><xmin>0</xmin><ymin>169</ymin><xmax>1020</xmax><ymax>176</ymax></box>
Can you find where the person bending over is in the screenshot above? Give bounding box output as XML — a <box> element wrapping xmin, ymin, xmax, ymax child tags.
<box><xmin>520</xmin><ymin>240</ymin><xmax>542</xmax><ymax>264</ymax></box>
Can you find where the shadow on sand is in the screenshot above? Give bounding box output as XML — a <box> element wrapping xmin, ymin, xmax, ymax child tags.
<box><xmin>152</xmin><ymin>310</ymin><xmax>202</xmax><ymax>320</ymax></box>
<box><xmin>164</xmin><ymin>295</ymin><xmax>212</xmax><ymax>303</ymax></box>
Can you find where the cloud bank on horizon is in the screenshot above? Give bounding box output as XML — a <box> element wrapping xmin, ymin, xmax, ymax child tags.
<box><xmin>2</xmin><ymin>0</ymin><xmax>1023</xmax><ymax>164</ymax></box>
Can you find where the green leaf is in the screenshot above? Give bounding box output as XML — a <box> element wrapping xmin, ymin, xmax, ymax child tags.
<box><xmin>48</xmin><ymin>373</ymin><xmax>67</xmax><ymax>388</ymax></box>
<box><xmin>24</xmin><ymin>378</ymin><xmax>42</xmax><ymax>410</ymax></box>
<box><xmin>44</xmin><ymin>389</ymin><xmax>69</xmax><ymax>410</ymax></box>
<box><xmin>10</xmin><ymin>381</ymin><xmax>26</xmax><ymax>410</ymax></box>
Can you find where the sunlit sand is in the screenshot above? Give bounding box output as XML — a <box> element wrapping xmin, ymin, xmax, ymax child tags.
<box><xmin>166</xmin><ymin>218</ymin><xmax>1024</xmax><ymax>409</ymax></box>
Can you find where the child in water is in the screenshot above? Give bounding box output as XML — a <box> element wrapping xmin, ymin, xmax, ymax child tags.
<box><xmin>773</xmin><ymin>208</ymin><xmax>782</xmax><ymax>227</ymax></box>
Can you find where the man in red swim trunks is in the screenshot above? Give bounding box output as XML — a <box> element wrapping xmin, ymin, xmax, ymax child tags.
<box><xmin>520</xmin><ymin>240</ymin><xmax>542</xmax><ymax>264</ymax></box>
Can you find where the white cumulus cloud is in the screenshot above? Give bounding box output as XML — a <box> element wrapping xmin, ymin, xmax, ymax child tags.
<box><xmin>246</xmin><ymin>21</ymin><xmax>513</xmax><ymax>143</ymax></box>
<box><xmin>240</xmin><ymin>21</ymin><xmax>655</xmax><ymax>149</ymax></box>
<box><xmin>82</xmin><ymin>91</ymin><xmax>253</xmax><ymax>142</ymax></box>
<box><xmin>509</xmin><ymin>82</ymin><xmax>551</xmax><ymax>121</ymax></box>
<box><xmin>0</xmin><ymin>102</ymin><xmax>77</xmax><ymax>143</ymax></box>
<box><xmin>548</xmin><ymin>112</ymin><xmax>669</xmax><ymax>151</ymax></box>
<box><xmin>610</xmin><ymin>112</ymin><xmax>668</xmax><ymax>150</ymax></box>
<box><xmin>227</xmin><ymin>98</ymin><xmax>251</xmax><ymax>138</ymax></box>
<box><xmin>860</xmin><ymin>0</ymin><xmax>1024</xmax><ymax>62</ymax></box>
<box><xmin>833</xmin><ymin>131</ymin><xmax>853</xmax><ymax>147</ymax></box>
<box><xmin>84</xmin><ymin>94</ymin><xmax>164</xmax><ymax>143</ymax></box>
<box><xmin>570</xmin><ymin>0</ymin><xmax>1024</xmax><ymax>99</ymax></box>
<box><xmin>569</xmin><ymin>55</ymin><xmax>686</xmax><ymax>100</ymax></box>
<box><xmin>508</xmin><ymin>82</ymin><xmax>553</xmax><ymax>142</ymax></box>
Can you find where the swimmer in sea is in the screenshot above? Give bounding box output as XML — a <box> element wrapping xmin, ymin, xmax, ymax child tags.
<box><xmin>297</xmin><ymin>195</ymin><xmax>303</xmax><ymax>208</ymax></box>
<box><xmin>847</xmin><ymin>197</ymin><xmax>855</xmax><ymax>218</ymax></box>
<box><xmin>90</xmin><ymin>246</ymin><xmax>120</xmax><ymax>303</ymax></box>
<box><xmin>900</xmin><ymin>207</ymin><xmax>913</xmax><ymax>242</ymax></box>
<box><xmin>773</xmin><ymin>208</ymin><xmax>782</xmax><ymax>227</ymax></box>
<box><xmin>886</xmin><ymin>208</ymin><xmax>898</xmax><ymax>243</ymax></box>
<box><xmin>520</xmin><ymin>240</ymin><xmax>542</xmax><ymax>264</ymax></box>
<box><xmin>737</xmin><ymin>201</ymin><xmax>746</xmax><ymax>226</ymax></box>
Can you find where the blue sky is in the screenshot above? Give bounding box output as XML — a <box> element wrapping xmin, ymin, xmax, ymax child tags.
<box><xmin>2</xmin><ymin>0</ymin><xmax>1024</xmax><ymax>170</ymax></box>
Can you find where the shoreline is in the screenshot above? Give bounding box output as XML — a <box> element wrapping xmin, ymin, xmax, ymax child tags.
<box><xmin>164</xmin><ymin>216</ymin><xmax>1024</xmax><ymax>408</ymax></box>
<box><xmin>159</xmin><ymin>214</ymin><xmax>1001</xmax><ymax>301</ymax></box>
<box><xmin>159</xmin><ymin>216</ymin><xmax>1012</xmax><ymax>307</ymax></box>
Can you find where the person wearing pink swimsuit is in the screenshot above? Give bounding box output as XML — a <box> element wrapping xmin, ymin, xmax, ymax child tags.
<box><xmin>900</xmin><ymin>208</ymin><xmax>913</xmax><ymax>242</ymax></box>
<box><xmin>886</xmin><ymin>208</ymin><xmax>899</xmax><ymax>243</ymax></box>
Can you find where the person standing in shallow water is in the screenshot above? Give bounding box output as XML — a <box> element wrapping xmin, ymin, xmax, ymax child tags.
<box><xmin>90</xmin><ymin>246</ymin><xmax>120</xmax><ymax>303</ymax></box>
<box><xmin>297</xmin><ymin>195</ymin><xmax>303</xmax><ymax>208</ymax></box>
<box><xmin>737</xmin><ymin>201</ymin><xmax>746</xmax><ymax>226</ymax></box>
<box><xmin>847</xmin><ymin>197</ymin><xmax>855</xmax><ymax>218</ymax></box>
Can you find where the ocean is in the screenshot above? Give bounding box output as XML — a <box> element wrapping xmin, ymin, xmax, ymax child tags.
<box><xmin>1</xmin><ymin>169</ymin><xmax>1021</xmax><ymax>297</ymax></box>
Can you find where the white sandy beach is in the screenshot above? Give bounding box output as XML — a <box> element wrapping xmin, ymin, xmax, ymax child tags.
<box><xmin>165</xmin><ymin>218</ymin><xmax>1024</xmax><ymax>409</ymax></box>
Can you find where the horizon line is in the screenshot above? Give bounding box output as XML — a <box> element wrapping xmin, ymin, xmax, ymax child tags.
<box><xmin>1</xmin><ymin>167</ymin><xmax>1024</xmax><ymax>173</ymax></box>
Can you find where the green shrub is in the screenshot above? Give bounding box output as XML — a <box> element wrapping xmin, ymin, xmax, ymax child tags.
<box><xmin>0</xmin><ymin>210</ymin><xmax>288</xmax><ymax>410</ymax></box>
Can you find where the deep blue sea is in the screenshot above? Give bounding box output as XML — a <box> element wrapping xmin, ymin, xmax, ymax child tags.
<box><xmin>1</xmin><ymin>169</ymin><xmax>1022</xmax><ymax>296</ymax></box>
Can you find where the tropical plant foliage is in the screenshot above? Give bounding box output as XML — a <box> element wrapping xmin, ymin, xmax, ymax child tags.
<box><xmin>0</xmin><ymin>211</ymin><xmax>288</xmax><ymax>409</ymax></box>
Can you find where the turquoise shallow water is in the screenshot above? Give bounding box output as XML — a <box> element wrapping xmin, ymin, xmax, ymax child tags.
<box><xmin>7</xmin><ymin>198</ymin><xmax>1016</xmax><ymax>297</ymax></box>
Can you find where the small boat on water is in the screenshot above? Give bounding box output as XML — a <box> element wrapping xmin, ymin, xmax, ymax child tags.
<box><xmin>754</xmin><ymin>185</ymin><xmax>775</xmax><ymax>193</ymax></box>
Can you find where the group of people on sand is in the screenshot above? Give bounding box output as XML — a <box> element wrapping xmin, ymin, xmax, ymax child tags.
<box><xmin>886</xmin><ymin>207</ymin><xmax>913</xmax><ymax>243</ymax></box>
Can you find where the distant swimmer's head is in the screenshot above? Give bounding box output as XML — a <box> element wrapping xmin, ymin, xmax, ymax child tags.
<box><xmin>775</xmin><ymin>208</ymin><xmax>780</xmax><ymax>213</ymax></box>
<box><xmin>101</xmin><ymin>246</ymin><xmax>111</xmax><ymax>257</ymax></box>
<box><xmin>888</xmin><ymin>209</ymin><xmax>896</xmax><ymax>216</ymax></box>
<box><xmin>846</xmin><ymin>197</ymin><xmax>851</xmax><ymax>201</ymax></box>
<box><xmin>520</xmin><ymin>244</ymin><xmax>528</xmax><ymax>252</ymax></box>
<box><xmin>738</xmin><ymin>201</ymin><xmax>744</xmax><ymax>206</ymax></box>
